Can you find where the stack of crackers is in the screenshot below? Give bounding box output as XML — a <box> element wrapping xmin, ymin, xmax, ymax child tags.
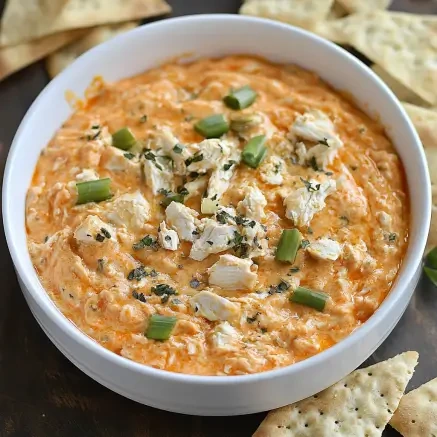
<box><xmin>0</xmin><ymin>0</ymin><xmax>171</xmax><ymax>82</ymax></box>
<box><xmin>240</xmin><ymin>0</ymin><xmax>437</xmax><ymax>252</ymax></box>
<box><xmin>254</xmin><ymin>351</ymin><xmax>437</xmax><ymax>436</ymax></box>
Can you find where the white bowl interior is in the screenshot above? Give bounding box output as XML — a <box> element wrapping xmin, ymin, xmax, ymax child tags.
<box><xmin>2</xmin><ymin>14</ymin><xmax>431</xmax><ymax>414</ymax></box>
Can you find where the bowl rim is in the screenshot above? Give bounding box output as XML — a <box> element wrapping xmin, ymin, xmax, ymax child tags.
<box><xmin>3</xmin><ymin>13</ymin><xmax>431</xmax><ymax>385</ymax></box>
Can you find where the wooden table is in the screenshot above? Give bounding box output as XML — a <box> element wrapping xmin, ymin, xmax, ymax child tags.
<box><xmin>0</xmin><ymin>1</ymin><xmax>436</xmax><ymax>435</ymax></box>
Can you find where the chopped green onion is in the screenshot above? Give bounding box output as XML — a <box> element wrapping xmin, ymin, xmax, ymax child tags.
<box><xmin>290</xmin><ymin>286</ymin><xmax>328</xmax><ymax>312</ymax></box>
<box><xmin>76</xmin><ymin>178</ymin><xmax>112</xmax><ymax>205</ymax></box>
<box><xmin>112</xmin><ymin>127</ymin><xmax>137</xmax><ymax>150</ymax></box>
<box><xmin>426</xmin><ymin>247</ymin><xmax>437</xmax><ymax>269</ymax></box>
<box><xmin>242</xmin><ymin>135</ymin><xmax>267</xmax><ymax>168</ymax></box>
<box><xmin>145</xmin><ymin>314</ymin><xmax>177</xmax><ymax>340</ymax></box>
<box><xmin>194</xmin><ymin>114</ymin><xmax>229</xmax><ymax>138</ymax></box>
<box><xmin>160</xmin><ymin>193</ymin><xmax>185</xmax><ymax>207</ymax></box>
<box><xmin>223</xmin><ymin>85</ymin><xmax>257</xmax><ymax>110</ymax></box>
<box><xmin>275</xmin><ymin>229</ymin><xmax>302</xmax><ymax>263</ymax></box>
<box><xmin>424</xmin><ymin>266</ymin><xmax>437</xmax><ymax>287</ymax></box>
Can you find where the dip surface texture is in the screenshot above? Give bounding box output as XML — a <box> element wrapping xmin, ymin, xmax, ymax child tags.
<box><xmin>26</xmin><ymin>56</ymin><xmax>408</xmax><ymax>376</ymax></box>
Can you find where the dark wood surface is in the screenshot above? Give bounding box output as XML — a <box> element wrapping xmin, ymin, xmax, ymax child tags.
<box><xmin>0</xmin><ymin>1</ymin><xmax>436</xmax><ymax>436</ymax></box>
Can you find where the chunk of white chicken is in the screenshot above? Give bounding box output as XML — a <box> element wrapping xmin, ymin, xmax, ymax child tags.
<box><xmin>105</xmin><ymin>191</ymin><xmax>150</xmax><ymax>231</ymax></box>
<box><xmin>259</xmin><ymin>155</ymin><xmax>285</xmax><ymax>185</ymax></box>
<box><xmin>289</xmin><ymin>110</ymin><xmax>343</xmax><ymax>170</ymax></box>
<box><xmin>158</xmin><ymin>221</ymin><xmax>179</xmax><ymax>251</ymax></box>
<box><xmin>376</xmin><ymin>211</ymin><xmax>392</xmax><ymax>229</ymax></box>
<box><xmin>343</xmin><ymin>240</ymin><xmax>377</xmax><ymax>273</ymax></box>
<box><xmin>237</xmin><ymin>184</ymin><xmax>267</xmax><ymax>222</ymax></box>
<box><xmin>290</xmin><ymin>110</ymin><xmax>337</xmax><ymax>143</ymax></box>
<box><xmin>184</xmin><ymin>175</ymin><xmax>208</xmax><ymax>199</ymax></box>
<box><xmin>143</xmin><ymin>156</ymin><xmax>174</xmax><ymax>195</ymax></box>
<box><xmin>75</xmin><ymin>168</ymin><xmax>99</xmax><ymax>182</ymax></box>
<box><xmin>165</xmin><ymin>202</ymin><xmax>200</xmax><ymax>242</ymax></box>
<box><xmin>284</xmin><ymin>179</ymin><xmax>336</xmax><ymax>227</ymax></box>
<box><xmin>103</xmin><ymin>146</ymin><xmax>140</xmax><ymax>172</ymax></box>
<box><xmin>241</xmin><ymin>221</ymin><xmax>269</xmax><ymax>259</ymax></box>
<box><xmin>153</xmin><ymin>127</ymin><xmax>192</xmax><ymax>175</ymax></box>
<box><xmin>186</xmin><ymin>139</ymin><xmax>232</xmax><ymax>173</ymax></box>
<box><xmin>204</xmin><ymin>147</ymin><xmax>241</xmax><ymax>203</ymax></box>
<box><xmin>208</xmin><ymin>254</ymin><xmax>258</xmax><ymax>290</ymax></box>
<box><xmin>74</xmin><ymin>215</ymin><xmax>115</xmax><ymax>244</ymax></box>
<box><xmin>307</xmin><ymin>238</ymin><xmax>342</xmax><ymax>261</ymax></box>
<box><xmin>189</xmin><ymin>218</ymin><xmax>237</xmax><ymax>261</ymax></box>
<box><xmin>210</xmin><ymin>321</ymin><xmax>240</xmax><ymax>351</ymax></box>
<box><xmin>190</xmin><ymin>289</ymin><xmax>239</xmax><ymax>322</ymax></box>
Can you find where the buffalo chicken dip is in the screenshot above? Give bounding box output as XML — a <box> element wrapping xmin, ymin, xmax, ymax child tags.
<box><xmin>26</xmin><ymin>56</ymin><xmax>408</xmax><ymax>375</ymax></box>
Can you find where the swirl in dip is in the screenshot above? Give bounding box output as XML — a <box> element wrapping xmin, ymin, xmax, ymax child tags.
<box><xmin>26</xmin><ymin>56</ymin><xmax>408</xmax><ymax>376</ymax></box>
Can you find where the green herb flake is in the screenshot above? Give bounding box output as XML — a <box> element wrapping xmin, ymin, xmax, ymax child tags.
<box><xmin>388</xmin><ymin>233</ymin><xmax>397</xmax><ymax>242</ymax></box>
<box><xmin>223</xmin><ymin>160</ymin><xmax>236</xmax><ymax>171</ymax></box>
<box><xmin>151</xmin><ymin>284</ymin><xmax>177</xmax><ymax>297</ymax></box>
<box><xmin>132</xmin><ymin>290</ymin><xmax>147</xmax><ymax>303</ymax></box>
<box><xmin>95</xmin><ymin>233</ymin><xmax>105</xmax><ymax>242</ymax></box>
<box><xmin>173</xmin><ymin>144</ymin><xmax>184</xmax><ymax>154</ymax></box>
<box><xmin>300</xmin><ymin>177</ymin><xmax>320</xmax><ymax>192</ymax></box>
<box><xmin>319</xmin><ymin>138</ymin><xmax>329</xmax><ymax>147</ymax></box>
<box><xmin>139</xmin><ymin>115</ymin><xmax>148</xmax><ymax>123</ymax></box>
<box><xmin>247</xmin><ymin>312</ymin><xmax>260</xmax><ymax>323</ymax></box>
<box><xmin>300</xmin><ymin>240</ymin><xmax>310</xmax><ymax>249</ymax></box>
<box><xmin>132</xmin><ymin>235</ymin><xmax>157</xmax><ymax>250</ymax></box>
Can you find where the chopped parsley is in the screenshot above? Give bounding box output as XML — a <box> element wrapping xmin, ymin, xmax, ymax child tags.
<box><xmin>223</xmin><ymin>160</ymin><xmax>236</xmax><ymax>171</ymax></box>
<box><xmin>216</xmin><ymin>210</ymin><xmax>231</xmax><ymax>224</ymax></box>
<box><xmin>173</xmin><ymin>144</ymin><xmax>184</xmax><ymax>154</ymax></box>
<box><xmin>132</xmin><ymin>290</ymin><xmax>147</xmax><ymax>303</ymax></box>
<box><xmin>124</xmin><ymin>152</ymin><xmax>135</xmax><ymax>160</ymax></box>
<box><xmin>165</xmin><ymin>235</ymin><xmax>172</xmax><ymax>242</ymax></box>
<box><xmin>171</xmin><ymin>298</ymin><xmax>182</xmax><ymax>305</ymax></box>
<box><xmin>247</xmin><ymin>312</ymin><xmax>260</xmax><ymax>323</ymax></box>
<box><xmin>288</xmin><ymin>267</ymin><xmax>300</xmax><ymax>275</ymax></box>
<box><xmin>319</xmin><ymin>138</ymin><xmax>329</xmax><ymax>147</ymax></box>
<box><xmin>388</xmin><ymin>233</ymin><xmax>397</xmax><ymax>242</ymax></box>
<box><xmin>185</xmin><ymin>152</ymin><xmax>204</xmax><ymax>167</ymax></box>
<box><xmin>300</xmin><ymin>239</ymin><xmax>310</xmax><ymax>249</ymax></box>
<box><xmin>127</xmin><ymin>265</ymin><xmax>157</xmax><ymax>281</ymax></box>
<box><xmin>101</xmin><ymin>228</ymin><xmax>111</xmax><ymax>239</ymax></box>
<box><xmin>307</xmin><ymin>227</ymin><xmax>314</xmax><ymax>235</ymax></box>
<box><xmin>97</xmin><ymin>258</ymin><xmax>105</xmax><ymax>273</ymax></box>
<box><xmin>189</xmin><ymin>278</ymin><xmax>201</xmax><ymax>289</ymax></box>
<box><xmin>301</xmin><ymin>177</ymin><xmax>320</xmax><ymax>192</ymax></box>
<box><xmin>268</xmin><ymin>279</ymin><xmax>290</xmax><ymax>295</ymax></box>
<box><xmin>139</xmin><ymin>115</ymin><xmax>148</xmax><ymax>123</ymax></box>
<box><xmin>143</xmin><ymin>150</ymin><xmax>157</xmax><ymax>161</ymax></box>
<box><xmin>206</xmin><ymin>240</ymin><xmax>213</xmax><ymax>246</ymax></box>
<box><xmin>176</xmin><ymin>186</ymin><xmax>189</xmax><ymax>196</ymax></box>
<box><xmin>309</xmin><ymin>156</ymin><xmax>320</xmax><ymax>172</ymax></box>
<box><xmin>151</xmin><ymin>284</ymin><xmax>177</xmax><ymax>297</ymax></box>
<box><xmin>132</xmin><ymin>235</ymin><xmax>158</xmax><ymax>250</ymax></box>
<box><xmin>95</xmin><ymin>233</ymin><xmax>105</xmax><ymax>242</ymax></box>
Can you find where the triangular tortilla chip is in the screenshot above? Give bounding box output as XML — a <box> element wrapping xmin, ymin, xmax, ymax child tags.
<box><xmin>239</xmin><ymin>0</ymin><xmax>334</xmax><ymax>31</ymax></box>
<box><xmin>0</xmin><ymin>0</ymin><xmax>170</xmax><ymax>47</ymax></box>
<box><xmin>390</xmin><ymin>377</ymin><xmax>437</xmax><ymax>437</ymax></box>
<box><xmin>46</xmin><ymin>22</ymin><xmax>139</xmax><ymax>78</ymax></box>
<box><xmin>402</xmin><ymin>103</ymin><xmax>437</xmax><ymax>253</ymax></box>
<box><xmin>0</xmin><ymin>29</ymin><xmax>86</xmax><ymax>82</ymax></box>
<box><xmin>316</xmin><ymin>12</ymin><xmax>437</xmax><ymax>105</ymax></box>
<box><xmin>253</xmin><ymin>351</ymin><xmax>418</xmax><ymax>437</ymax></box>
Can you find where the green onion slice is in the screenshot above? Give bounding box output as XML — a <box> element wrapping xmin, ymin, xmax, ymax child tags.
<box><xmin>290</xmin><ymin>286</ymin><xmax>328</xmax><ymax>312</ymax></box>
<box><xmin>223</xmin><ymin>85</ymin><xmax>257</xmax><ymax>110</ymax></box>
<box><xmin>112</xmin><ymin>127</ymin><xmax>137</xmax><ymax>150</ymax></box>
<box><xmin>145</xmin><ymin>314</ymin><xmax>177</xmax><ymax>340</ymax></box>
<box><xmin>426</xmin><ymin>247</ymin><xmax>437</xmax><ymax>270</ymax></box>
<box><xmin>76</xmin><ymin>178</ymin><xmax>112</xmax><ymax>205</ymax></box>
<box><xmin>424</xmin><ymin>266</ymin><xmax>437</xmax><ymax>287</ymax></box>
<box><xmin>194</xmin><ymin>114</ymin><xmax>229</xmax><ymax>138</ymax></box>
<box><xmin>242</xmin><ymin>135</ymin><xmax>267</xmax><ymax>168</ymax></box>
<box><xmin>275</xmin><ymin>229</ymin><xmax>302</xmax><ymax>263</ymax></box>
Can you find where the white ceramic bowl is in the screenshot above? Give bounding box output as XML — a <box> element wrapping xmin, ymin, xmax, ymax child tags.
<box><xmin>3</xmin><ymin>14</ymin><xmax>431</xmax><ymax>416</ymax></box>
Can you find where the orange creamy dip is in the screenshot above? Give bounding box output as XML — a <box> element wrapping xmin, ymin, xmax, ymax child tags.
<box><xmin>26</xmin><ymin>56</ymin><xmax>408</xmax><ymax>376</ymax></box>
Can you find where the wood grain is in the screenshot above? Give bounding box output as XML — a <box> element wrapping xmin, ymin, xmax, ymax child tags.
<box><xmin>0</xmin><ymin>1</ymin><xmax>436</xmax><ymax>436</ymax></box>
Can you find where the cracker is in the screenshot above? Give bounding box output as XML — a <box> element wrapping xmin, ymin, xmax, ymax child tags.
<box><xmin>253</xmin><ymin>351</ymin><xmax>418</xmax><ymax>437</ymax></box>
<box><xmin>46</xmin><ymin>22</ymin><xmax>138</xmax><ymax>78</ymax></box>
<box><xmin>390</xmin><ymin>377</ymin><xmax>437</xmax><ymax>436</ymax></box>
<box><xmin>371</xmin><ymin>65</ymin><xmax>429</xmax><ymax>107</ymax></box>
<box><xmin>317</xmin><ymin>12</ymin><xmax>437</xmax><ymax>105</ymax></box>
<box><xmin>0</xmin><ymin>0</ymin><xmax>170</xmax><ymax>47</ymax></box>
<box><xmin>0</xmin><ymin>29</ymin><xmax>86</xmax><ymax>82</ymax></box>
<box><xmin>403</xmin><ymin>103</ymin><xmax>437</xmax><ymax>253</ymax></box>
<box><xmin>239</xmin><ymin>0</ymin><xmax>334</xmax><ymax>31</ymax></box>
<box><xmin>335</xmin><ymin>0</ymin><xmax>392</xmax><ymax>13</ymax></box>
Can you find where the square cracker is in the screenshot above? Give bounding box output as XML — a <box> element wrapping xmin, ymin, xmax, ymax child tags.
<box><xmin>0</xmin><ymin>30</ymin><xmax>86</xmax><ymax>82</ymax></box>
<box><xmin>253</xmin><ymin>351</ymin><xmax>418</xmax><ymax>437</ymax></box>
<box><xmin>0</xmin><ymin>0</ymin><xmax>170</xmax><ymax>47</ymax></box>
<box><xmin>402</xmin><ymin>103</ymin><xmax>437</xmax><ymax>253</ymax></box>
<box><xmin>390</xmin><ymin>377</ymin><xmax>437</xmax><ymax>437</ymax></box>
<box><xmin>46</xmin><ymin>22</ymin><xmax>139</xmax><ymax>78</ymax></box>
<box><xmin>239</xmin><ymin>0</ymin><xmax>334</xmax><ymax>31</ymax></box>
<box><xmin>316</xmin><ymin>11</ymin><xmax>437</xmax><ymax>106</ymax></box>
